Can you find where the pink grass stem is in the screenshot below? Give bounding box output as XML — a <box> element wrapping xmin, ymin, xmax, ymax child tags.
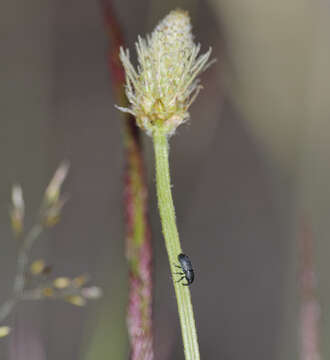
<box><xmin>299</xmin><ymin>219</ymin><xmax>321</xmax><ymax>360</ymax></box>
<box><xmin>100</xmin><ymin>2</ymin><xmax>154</xmax><ymax>358</ymax></box>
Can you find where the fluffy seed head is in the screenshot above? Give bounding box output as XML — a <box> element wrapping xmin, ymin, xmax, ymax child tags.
<box><xmin>117</xmin><ymin>9</ymin><xmax>213</xmax><ymax>136</ymax></box>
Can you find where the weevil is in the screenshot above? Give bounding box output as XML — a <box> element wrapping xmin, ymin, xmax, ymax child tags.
<box><xmin>175</xmin><ymin>253</ymin><xmax>194</xmax><ymax>286</ymax></box>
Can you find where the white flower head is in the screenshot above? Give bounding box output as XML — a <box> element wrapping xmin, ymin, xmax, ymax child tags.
<box><xmin>117</xmin><ymin>9</ymin><xmax>213</xmax><ymax>136</ymax></box>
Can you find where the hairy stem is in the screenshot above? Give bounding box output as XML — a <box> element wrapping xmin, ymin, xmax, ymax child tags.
<box><xmin>152</xmin><ymin>127</ymin><xmax>200</xmax><ymax>360</ymax></box>
<box><xmin>124</xmin><ymin>120</ymin><xmax>153</xmax><ymax>360</ymax></box>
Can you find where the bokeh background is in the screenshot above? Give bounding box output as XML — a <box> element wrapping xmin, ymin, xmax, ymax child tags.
<box><xmin>1</xmin><ymin>0</ymin><xmax>330</xmax><ymax>359</ymax></box>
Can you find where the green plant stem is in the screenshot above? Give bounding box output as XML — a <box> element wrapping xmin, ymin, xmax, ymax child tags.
<box><xmin>152</xmin><ymin>127</ymin><xmax>200</xmax><ymax>360</ymax></box>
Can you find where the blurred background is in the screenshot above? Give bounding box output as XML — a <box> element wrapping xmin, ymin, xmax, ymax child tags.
<box><xmin>1</xmin><ymin>0</ymin><xmax>330</xmax><ymax>359</ymax></box>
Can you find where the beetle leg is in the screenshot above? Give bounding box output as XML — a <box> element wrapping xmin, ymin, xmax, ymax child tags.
<box><xmin>174</xmin><ymin>271</ymin><xmax>184</xmax><ymax>275</ymax></box>
<box><xmin>176</xmin><ymin>276</ymin><xmax>185</xmax><ymax>283</ymax></box>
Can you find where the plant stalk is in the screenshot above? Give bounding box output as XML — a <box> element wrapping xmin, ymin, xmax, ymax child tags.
<box><xmin>152</xmin><ymin>127</ymin><xmax>200</xmax><ymax>360</ymax></box>
<box><xmin>299</xmin><ymin>219</ymin><xmax>321</xmax><ymax>360</ymax></box>
<box><xmin>0</xmin><ymin>223</ymin><xmax>43</xmax><ymax>324</ymax></box>
<box><xmin>100</xmin><ymin>1</ymin><xmax>154</xmax><ymax>358</ymax></box>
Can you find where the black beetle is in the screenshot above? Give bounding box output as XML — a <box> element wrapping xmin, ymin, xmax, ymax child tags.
<box><xmin>175</xmin><ymin>253</ymin><xmax>194</xmax><ymax>286</ymax></box>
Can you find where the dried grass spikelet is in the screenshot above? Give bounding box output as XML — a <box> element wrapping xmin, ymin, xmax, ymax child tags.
<box><xmin>0</xmin><ymin>326</ymin><xmax>11</xmax><ymax>338</ymax></box>
<box><xmin>116</xmin><ymin>9</ymin><xmax>213</xmax><ymax>136</ymax></box>
<box><xmin>10</xmin><ymin>184</ymin><xmax>24</xmax><ymax>236</ymax></box>
<box><xmin>30</xmin><ymin>259</ymin><xmax>46</xmax><ymax>275</ymax></box>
